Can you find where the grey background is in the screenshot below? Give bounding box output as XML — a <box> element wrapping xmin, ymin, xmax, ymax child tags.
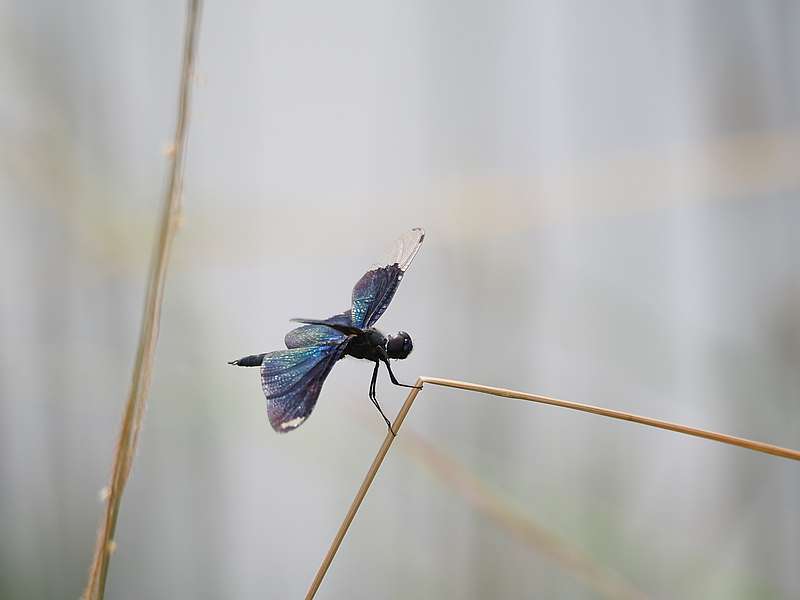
<box><xmin>1</xmin><ymin>1</ymin><xmax>798</xmax><ymax>598</ymax></box>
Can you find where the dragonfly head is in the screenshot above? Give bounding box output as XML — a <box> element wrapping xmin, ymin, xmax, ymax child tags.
<box><xmin>386</xmin><ymin>331</ymin><xmax>413</xmax><ymax>359</ymax></box>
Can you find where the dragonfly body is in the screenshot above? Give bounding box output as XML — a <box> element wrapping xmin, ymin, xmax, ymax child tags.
<box><xmin>342</xmin><ymin>328</ymin><xmax>387</xmax><ymax>362</ymax></box>
<box><xmin>323</xmin><ymin>325</ymin><xmax>412</xmax><ymax>362</ymax></box>
<box><xmin>229</xmin><ymin>228</ymin><xmax>424</xmax><ymax>434</ymax></box>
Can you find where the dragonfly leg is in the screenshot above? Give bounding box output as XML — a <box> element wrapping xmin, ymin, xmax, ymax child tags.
<box><xmin>228</xmin><ymin>353</ymin><xmax>266</xmax><ymax>367</ymax></box>
<box><xmin>369</xmin><ymin>361</ymin><xmax>395</xmax><ymax>436</ymax></box>
<box><xmin>380</xmin><ymin>354</ymin><xmax>423</xmax><ymax>390</ymax></box>
<box><xmin>369</xmin><ymin>361</ymin><xmax>377</xmax><ymax>403</ymax></box>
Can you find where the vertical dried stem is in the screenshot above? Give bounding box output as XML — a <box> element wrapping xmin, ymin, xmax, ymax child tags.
<box><xmin>82</xmin><ymin>2</ymin><xmax>202</xmax><ymax>599</ymax></box>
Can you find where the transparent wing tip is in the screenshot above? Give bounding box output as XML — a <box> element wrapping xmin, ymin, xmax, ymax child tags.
<box><xmin>379</xmin><ymin>227</ymin><xmax>425</xmax><ymax>272</ymax></box>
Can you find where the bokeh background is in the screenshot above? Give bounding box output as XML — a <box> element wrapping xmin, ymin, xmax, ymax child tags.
<box><xmin>2</xmin><ymin>1</ymin><xmax>799</xmax><ymax>598</ymax></box>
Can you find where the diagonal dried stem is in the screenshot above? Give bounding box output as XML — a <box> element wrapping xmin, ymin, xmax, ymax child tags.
<box><xmin>305</xmin><ymin>379</ymin><xmax>424</xmax><ymax>600</ymax></box>
<box><xmin>344</xmin><ymin>403</ymin><xmax>644</xmax><ymax>599</ymax></box>
<box><xmin>82</xmin><ymin>2</ymin><xmax>202</xmax><ymax>599</ymax></box>
<box><xmin>306</xmin><ymin>376</ymin><xmax>800</xmax><ymax>599</ymax></box>
<box><xmin>400</xmin><ymin>426</ymin><xmax>647</xmax><ymax>600</ymax></box>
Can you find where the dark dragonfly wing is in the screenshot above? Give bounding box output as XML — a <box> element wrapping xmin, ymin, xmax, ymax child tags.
<box><xmin>287</xmin><ymin>311</ymin><xmax>361</xmax><ymax>339</ymax></box>
<box><xmin>284</xmin><ymin>321</ymin><xmax>349</xmax><ymax>349</ymax></box>
<box><xmin>261</xmin><ymin>342</ymin><xmax>348</xmax><ymax>432</ymax></box>
<box><xmin>351</xmin><ymin>227</ymin><xmax>425</xmax><ymax>329</ymax></box>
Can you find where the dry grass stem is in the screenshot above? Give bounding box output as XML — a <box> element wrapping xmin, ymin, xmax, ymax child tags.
<box><xmin>307</xmin><ymin>376</ymin><xmax>799</xmax><ymax>598</ymax></box>
<box><xmin>305</xmin><ymin>379</ymin><xmax>424</xmax><ymax>600</ymax></box>
<box><xmin>82</xmin><ymin>2</ymin><xmax>202</xmax><ymax>599</ymax></box>
<box><xmin>421</xmin><ymin>377</ymin><xmax>800</xmax><ymax>461</ymax></box>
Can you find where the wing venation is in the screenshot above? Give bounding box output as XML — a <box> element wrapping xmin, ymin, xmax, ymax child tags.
<box><xmin>351</xmin><ymin>228</ymin><xmax>424</xmax><ymax>328</ymax></box>
<box><xmin>284</xmin><ymin>323</ymin><xmax>347</xmax><ymax>349</ymax></box>
<box><xmin>260</xmin><ymin>343</ymin><xmax>347</xmax><ymax>432</ymax></box>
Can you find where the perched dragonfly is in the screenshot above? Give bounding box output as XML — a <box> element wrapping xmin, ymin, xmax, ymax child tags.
<box><xmin>229</xmin><ymin>228</ymin><xmax>425</xmax><ymax>435</ymax></box>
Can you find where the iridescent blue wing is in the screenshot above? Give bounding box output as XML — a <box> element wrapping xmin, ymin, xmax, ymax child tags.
<box><xmin>350</xmin><ymin>266</ymin><xmax>402</xmax><ymax>329</ymax></box>
<box><xmin>351</xmin><ymin>228</ymin><xmax>425</xmax><ymax>329</ymax></box>
<box><xmin>286</xmin><ymin>311</ymin><xmax>360</xmax><ymax>344</ymax></box>
<box><xmin>313</xmin><ymin>311</ymin><xmax>354</xmax><ymax>329</ymax></box>
<box><xmin>284</xmin><ymin>322</ymin><xmax>347</xmax><ymax>349</ymax></box>
<box><xmin>261</xmin><ymin>343</ymin><xmax>347</xmax><ymax>432</ymax></box>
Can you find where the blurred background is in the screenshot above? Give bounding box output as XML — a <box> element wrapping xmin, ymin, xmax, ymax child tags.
<box><xmin>1</xmin><ymin>1</ymin><xmax>799</xmax><ymax>598</ymax></box>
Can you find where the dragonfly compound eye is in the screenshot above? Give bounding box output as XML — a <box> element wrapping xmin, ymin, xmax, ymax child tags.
<box><xmin>387</xmin><ymin>331</ymin><xmax>413</xmax><ymax>359</ymax></box>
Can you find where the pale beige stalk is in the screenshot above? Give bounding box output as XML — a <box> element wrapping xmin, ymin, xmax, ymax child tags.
<box><xmin>421</xmin><ymin>377</ymin><xmax>800</xmax><ymax>461</ymax></box>
<box><xmin>306</xmin><ymin>376</ymin><xmax>799</xmax><ymax>599</ymax></box>
<box><xmin>82</xmin><ymin>2</ymin><xmax>202</xmax><ymax>599</ymax></box>
<box><xmin>305</xmin><ymin>379</ymin><xmax>424</xmax><ymax>599</ymax></box>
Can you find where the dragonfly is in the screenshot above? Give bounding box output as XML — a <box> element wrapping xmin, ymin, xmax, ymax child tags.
<box><xmin>229</xmin><ymin>227</ymin><xmax>425</xmax><ymax>435</ymax></box>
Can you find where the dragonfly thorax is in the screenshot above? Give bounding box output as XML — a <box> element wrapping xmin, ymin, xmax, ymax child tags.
<box><xmin>345</xmin><ymin>328</ymin><xmax>414</xmax><ymax>361</ymax></box>
<box><xmin>345</xmin><ymin>328</ymin><xmax>388</xmax><ymax>362</ymax></box>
